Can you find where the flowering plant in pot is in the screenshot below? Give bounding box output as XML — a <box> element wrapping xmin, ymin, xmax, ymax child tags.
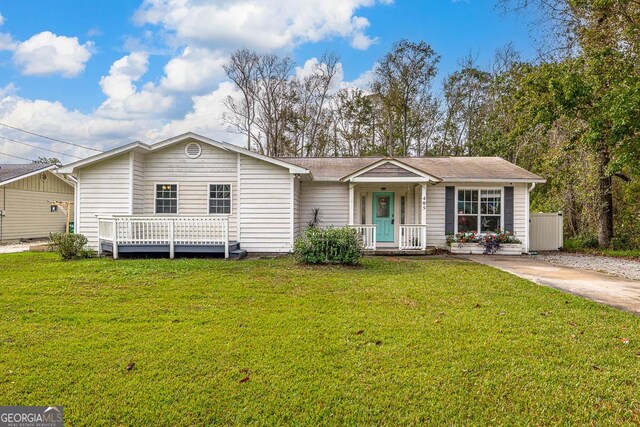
<box><xmin>446</xmin><ymin>232</ymin><xmax>479</xmax><ymax>245</ymax></box>
<box><xmin>482</xmin><ymin>230</ymin><xmax>521</xmax><ymax>254</ymax></box>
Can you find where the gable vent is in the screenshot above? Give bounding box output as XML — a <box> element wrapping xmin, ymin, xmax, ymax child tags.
<box><xmin>185</xmin><ymin>142</ymin><xmax>202</xmax><ymax>159</ymax></box>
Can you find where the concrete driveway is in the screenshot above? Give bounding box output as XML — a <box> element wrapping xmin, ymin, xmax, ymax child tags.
<box><xmin>0</xmin><ymin>240</ymin><xmax>48</xmax><ymax>254</ymax></box>
<box><xmin>466</xmin><ymin>255</ymin><xmax>640</xmax><ymax>315</ymax></box>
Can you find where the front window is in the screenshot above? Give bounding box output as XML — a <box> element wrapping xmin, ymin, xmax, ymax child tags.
<box><xmin>209</xmin><ymin>184</ymin><xmax>231</xmax><ymax>214</ymax></box>
<box><xmin>155</xmin><ymin>184</ymin><xmax>177</xmax><ymax>214</ymax></box>
<box><xmin>480</xmin><ymin>189</ymin><xmax>501</xmax><ymax>232</ymax></box>
<box><xmin>360</xmin><ymin>195</ymin><xmax>367</xmax><ymax>224</ymax></box>
<box><xmin>400</xmin><ymin>196</ymin><xmax>406</xmax><ymax>224</ymax></box>
<box><xmin>457</xmin><ymin>189</ymin><xmax>501</xmax><ymax>233</ymax></box>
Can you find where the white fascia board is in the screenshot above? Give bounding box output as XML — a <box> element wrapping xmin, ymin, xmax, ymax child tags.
<box><xmin>350</xmin><ymin>177</ymin><xmax>433</xmax><ymax>183</ymax></box>
<box><xmin>0</xmin><ymin>164</ymin><xmax>57</xmax><ymax>187</ymax></box>
<box><xmin>440</xmin><ymin>178</ymin><xmax>547</xmax><ymax>184</ymax></box>
<box><xmin>57</xmin><ymin>142</ymin><xmax>150</xmax><ymax>174</ymax></box>
<box><xmin>341</xmin><ymin>158</ymin><xmax>441</xmax><ymax>182</ymax></box>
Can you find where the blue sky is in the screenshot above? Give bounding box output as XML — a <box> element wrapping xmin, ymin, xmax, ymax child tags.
<box><xmin>0</xmin><ymin>0</ymin><xmax>541</xmax><ymax>162</ymax></box>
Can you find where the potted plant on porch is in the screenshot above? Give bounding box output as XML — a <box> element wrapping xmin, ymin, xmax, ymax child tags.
<box><xmin>447</xmin><ymin>230</ymin><xmax>522</xmax><ymax>255</ymax></box>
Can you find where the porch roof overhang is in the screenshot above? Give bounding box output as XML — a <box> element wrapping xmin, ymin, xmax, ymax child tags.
<box><xmin>339</xmin><ymin>158</ymin><xmax>441</xmax><ymax>183</ymax></box>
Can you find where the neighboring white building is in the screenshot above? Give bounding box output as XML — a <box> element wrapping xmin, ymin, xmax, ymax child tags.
<box><xmin>58</xmin><ymin>132</ymin><xmax>545</xmax><ymax>258</ymax></box>
<box><xmin>0</xmin><ymin>163</ymin><xmax>75</xmax><ymax>242</ymax></box>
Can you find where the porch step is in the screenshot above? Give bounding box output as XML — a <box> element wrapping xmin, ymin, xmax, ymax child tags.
<box><xmin>364</xmin><ymin>247</ymin><xmax>436</xmax><ymax>256</ymax></box>
<box><xmin>230</xmin><ymin>249</ymin><xmax>248</xmax><ymax>260</ymax></box>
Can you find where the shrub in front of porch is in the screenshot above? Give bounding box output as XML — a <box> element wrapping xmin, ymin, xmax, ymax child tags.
<box><xmin>294</xmin><ymin>227</ymin><xmax>362</xmax><ymax>265</ymax></box>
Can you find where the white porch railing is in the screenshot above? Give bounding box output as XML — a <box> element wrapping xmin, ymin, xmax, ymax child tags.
<box><xmin>97</xmin><ymin>216</ymin><xmax>230</xmax><ymax>259</ymax></box>
<box><xmin>348</xmin><ymin>225</ymin><xmax>377</xmax><ymax>250</ymax></box>
<box><xmin>399</xmin><ymin>225</ymin><xmax>427</xmax><ymax>250</ymax></box>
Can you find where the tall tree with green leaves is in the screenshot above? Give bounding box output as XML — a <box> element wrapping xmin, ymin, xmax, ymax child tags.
<box><xmin>371</xmin><ymin>39</ymin><xmax>440</xmax><ymax>156</ymax></box>
<box><xmin>501</xmin><ymin>0</ymin><xmax>640</xmax><ymax>247</ymax></box>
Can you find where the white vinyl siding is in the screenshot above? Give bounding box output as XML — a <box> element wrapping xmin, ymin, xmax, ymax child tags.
<box><xmin>0</xmin><ymin>171</ymin><xmax>74</xmax><ymax>241</ymax></box>
<box><xmin>299</xmin><ymin>182</ymin><xmax>349</xmax><ymax>228</ymax></box>
<box><xmin>239</xmin><ymin>156</ymin><xmax>292</xmax><ymax>252</ymax></box>
<box><xmin>77</xmin><ymin>154</ymin><xmax>131</xmax><ymax>249</ymax></box>
<box><xmin>514</xmin><ymin>183</ymin><xmax>528</xmax><ymax>248</ymax></box>
<box><xmin>142</xmin><ymin>141</ymin><xmax>238</xmax><ymax>241</ymax></box>
<box><xmin>425</xmin><ymin>185</ymin><xmax>446</xmax><ymax>247</ymax></box>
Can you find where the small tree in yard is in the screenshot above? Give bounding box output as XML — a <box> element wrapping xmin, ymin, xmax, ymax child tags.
<box><xmin>294</xmin><ymin>227</ymin><xmax>362</xmax><ymax>265</ymax></box>
<box><xmin>49</xmin><ymin>233</ymin><xmax>94</xmax><ymax>260</ymax></box>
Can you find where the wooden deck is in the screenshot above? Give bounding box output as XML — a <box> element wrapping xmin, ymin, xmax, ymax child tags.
<box><xmin>100</xmin><ymin>241</ymin><xmax>246</xmax><ymax>259</ymax></box>
<box><xmin>98</xmin><ymin>216</ymin><xmax>245</xmax><ymax>259</ymax></box>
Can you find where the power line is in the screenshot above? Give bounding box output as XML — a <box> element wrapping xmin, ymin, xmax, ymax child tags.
<box><xmin>0</xmin><ymin>135</ymin><xmax>83</xmax><ymax>160</ymax></box>
<box><xmin>0</xmin><ymin>122</ymin><xmax>103</xmax><ymax>153</ymax></box>
<box><xmin>0</xmin><ymin>150</ymin><xmax>33</xmax><ymax>162</ymax></box>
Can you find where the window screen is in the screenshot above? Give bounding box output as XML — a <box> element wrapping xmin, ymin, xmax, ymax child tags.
<box><xmin>209</xmin><ymin>184</ymin><xmax>231</xmax><ymax>214</ymax></box>
<box><xmin>155</xmin><ymin>184</ymin><xmax>177</xmax><ymax>214</ymax></box>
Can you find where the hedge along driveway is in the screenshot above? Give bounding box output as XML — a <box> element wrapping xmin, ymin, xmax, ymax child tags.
<box><xmin>1</xmin><ymin>253</ymin><xmax>640</xmax><ymax>425</ymax></box>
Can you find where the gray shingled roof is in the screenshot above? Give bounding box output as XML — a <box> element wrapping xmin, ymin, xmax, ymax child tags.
<box><xmin>0</xmin><ymin>163</ymin><xmax>53</xmax><ymax>184</ymax></box>
<box><xmin>279</xmin><ymin>156</ymin><xmax>545</xmax><ymax>182</ymax></box>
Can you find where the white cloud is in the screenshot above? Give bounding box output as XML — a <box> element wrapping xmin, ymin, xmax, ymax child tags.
<box><xmin>134</xmin><ymin>0</ymin><xmax>390</xmax><ymax>52</ymax></box>
<box><xmin>0</xmin><ymin>14</ymin><xmax>15</xmax><ymax>51</ymax></box>
<box><xmin>159</xmin><ymin>47</ymin><xmax>227</xmax><ymax>93</ymax></box>
<box><xmin>344</xmin><ymin>65</ymin><xmax>376</xmax><ymax>91</ymax></box>
<box><xmin>0</xmin><ymin>83</ymin><xmax>17</xmax><ymax>98</ymax></box>
<box><xmin>146</xmin><ymin>81</ymin><xmax>242</xmax><ymax>144</ymax></box>
<box><xmin>95</xmin><ymin>52</ymin><xmax>175</xmax><ymax>120</ymax></box>
<box><xmin>13</xmin><ymin>31</ymin><xmax>93</xmax><ymax>77</ymax></box>
<box><xmin>0</xmin><ymin>95</ymin><xmax>160</xmax><ymax>162</ymax></box>
<box><xmin>99</xmin><ymin>52</ymin><xmax>149</xmax><ymax>101</ymax></box>
<box><xmin>0</xmin><ymin>32</ymin><xmax>15</xmax><ymax>51</ymax></box>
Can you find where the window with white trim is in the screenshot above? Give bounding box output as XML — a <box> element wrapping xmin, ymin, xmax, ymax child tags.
<box><xmin>457</xmin><ymin>189</ymin><xmax>502</xmax><ymax>233</ymax></box>
<box><xmin>209</xmin><ymin>184</ymin><xmax>231</xmax><ymax>214</ymax></box>
<box><xmin>155</xmin><ymin>184</ymin><xmax>177</xmax><ymax>214</ymax></box>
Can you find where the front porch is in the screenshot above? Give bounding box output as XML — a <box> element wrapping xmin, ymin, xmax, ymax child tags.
<box><xmin>345</xmin><ymin>180</ymin><xmax>431</xmax><ymax>252</ymax></box>
<box><xmin>97</xmin><ymin>216</ymin><xmax>246</xmax><ymax>259</ymax></box>
<box><xmin>348</xmin><ymin>224</ymin><xmax>432</xmax><ymax>253</ymax></box>
<box><xmin>340</xmin><ymin>157</ymin><xmax>437</xmax><ymax>253</ymax></box>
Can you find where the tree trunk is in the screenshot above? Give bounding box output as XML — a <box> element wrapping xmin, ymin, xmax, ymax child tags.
<box><xmin>597</xmin><ymin>150</ymin><xmax>614</xmax><ymax>248</ymax></box>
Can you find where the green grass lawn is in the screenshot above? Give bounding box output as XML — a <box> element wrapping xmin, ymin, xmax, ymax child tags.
<box><xmin>2</xmin><ymin>253</ymin><xmax>640</xmax><ymax>425</ymax></box>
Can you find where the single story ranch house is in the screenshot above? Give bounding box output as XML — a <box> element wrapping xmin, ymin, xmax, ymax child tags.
<box><xmin>57</xmin><ymin>132</ymin><xmax>545</xmax><ymax>258</ymax></box>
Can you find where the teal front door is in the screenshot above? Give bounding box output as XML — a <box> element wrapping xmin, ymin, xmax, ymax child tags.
<box><xmin>373</xmin><ymin>192</ymin><xmax>394</xmax><ymax>242</ymax></box>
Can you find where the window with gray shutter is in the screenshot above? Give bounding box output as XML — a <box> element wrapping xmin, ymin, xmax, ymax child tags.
<box><xmin>445</xmin><ymin>186</ymin><xmax>455</xmax><ymax>235</ymax></box>
<box><xmin>504</xmin><ymin>186</ymin><xmax>514</xmax><ymax>233</ymax></box>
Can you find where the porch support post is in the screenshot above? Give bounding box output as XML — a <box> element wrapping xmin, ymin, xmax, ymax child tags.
<box><xmin>97</xmin><ymin>217</ymin><xmax>103</xmax><ymax>257</ymax></box>
<box><xmin>224</xmin><ymin>218</ymin><xmax>230</xmax><ymax>259</ymax></box>
<box><xmin>112</xmin><ymin>218</ymin><xmax>119</xmax><ymax>260</ymax></box>
<box><xmin>348</xmin><ymin>183</ymin><xmax>355</xmax><ymax>225</ymax></box>
<box><xmin>169</xmin><ymin>219</ymin><xmax>175</xmax><ymax>259</ymax></box>
<box><xmin>420</xmin><ymin>183</ymin><xmax>427</xmax><ymax>250</ymax></box>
